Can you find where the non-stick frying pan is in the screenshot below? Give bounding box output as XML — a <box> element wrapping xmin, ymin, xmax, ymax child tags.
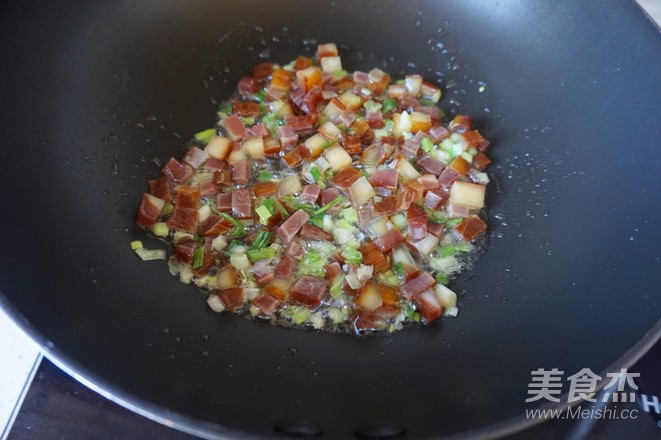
<box><xmin>1</xmin><ymin>0</ymin><xmax>660</xmax><ymax>438</ymax></box>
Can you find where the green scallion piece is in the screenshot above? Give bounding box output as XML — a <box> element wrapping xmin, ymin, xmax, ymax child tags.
<box><xmin>341</xmin><ymin>245</ymin><xmax>363</xmax><ymax>264</ymax></box>
<box><xmin>247</xmin><ymin>247</ymin><xmax>276</xmax><ymax>262</ymax></box>
<box><xmin>420</xmin><ymin>137</ymin><xmax>434</xmax><ymax>153</ymax></box>
<box><xmin>254</xmin><ymin>90</ymin><xmax>266</xmax><ymax>103</ymax></box>
<box><xmin>194</xmin><ymin>128</ymin><xmax>216</xmax><ymax>144</ymax></box>
<box><xmin>393</xmin><ymin>262</ymin><xmax>405</xmax><ymax>277</ymax></box>
<box><xmin>435</xmin><ymin>273</ymin><xmax>449</xmax><ymax>284</ymax></box>
<box><xmin>271</xmin><ymin>198</ymin><xmax>289</xmax><ymax>218</ymax></box>
<box><xmin>445</xmin><ymin>217</ymin><xmax>464</xmax><ymax>228</ymax></box>
<box><xmin>418</xmin><ymin>98</ymin><xmax>435</xmax><ymax>107</ymax></box>
<box><xmin>262</xmin><ymin>113</ymin><xmax>279</xmax><ymax>137</ymax></box>
<box><xmin>381</xmin><ymin>98</ymin><xmax>397</xmax><ymax>114</ymax></box>
<box><xmin>192</xmin><ymin>246</ymin><xmax>205</xmax><ymax>269</ymax></box>
<box><xmin>309</xmin><ymin>165</ymin><xmax>322</xmax><ymax>183</ymax></box>
<box><xmin>258</xmin><ymin>170</ymin><xmax>273</xmax><ymax>182</ymax></box>
<box><xmin>220</xmin><ymin>213</ymin><xmax>245</xmax><ymax>237</ymax></box>
<box><xmin>256</xmin><ymin>204</ymin><xmax>273</xmax><ymax>226</ymax></box>
<box><xmin>315</xmin><ymin>195</ymin><xmax>343</xmax><ymax>215</ymax></box>
<box><xmin>252</xmin><ymin>230</ymin><xmax>272</xmax><ymax>249</ymax></box>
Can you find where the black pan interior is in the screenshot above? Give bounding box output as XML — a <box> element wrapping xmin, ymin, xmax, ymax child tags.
<box><xmin>1</xmin><ymin>0</ymin><xmax>660</xmax><ymax>439</ymax></box>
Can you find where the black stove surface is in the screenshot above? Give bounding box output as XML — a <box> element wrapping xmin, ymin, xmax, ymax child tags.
<box><xmin>7</xmin><ymin>341</ymin><xmax>661</xmax><ymax>440</ymax></box>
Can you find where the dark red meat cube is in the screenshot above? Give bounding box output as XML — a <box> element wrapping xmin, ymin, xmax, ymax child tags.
<box><xmin>218</xmin><ymin>288</ymin><xmax>244</xmax><ymax>312</ymax></box>
<box><xmin>148</xmin><ymin>175</ymin><xmax>173</xmax><ymax>202</ymax></box>
<box><xmin>231</xmin><ymin>160</ymin><xmax>250</xmax><ymax>185</ymax></box>
<box><xmin>162</xmin><ymin>158</ymin><xmax>193</xmax><ymax>184</ymax></box>
<box><xmin>289</xmin><ymin>276</ymin><xmax>328</xmax><ymax>309</ymax></box>
<box><xmin>174</xmin><ymin>238</ymin><xmax>197</xmax><ymax>264</ymax></box>
<box><xmin>136</xmin><ymin>193</ymin><xmax>164</xmax><ymax>227</ymax></box>
<box><xmin>231</xmin><ymin>189</ymin><xmax>253</xmax><ymax>219</ymax></box>
<box><xmin>252</xmin><ymin>293</ymin><xmax>281</xmax><ymax>315</ymax></box>
<box><xmin>413</xmin><ymin>290</ymin><xmax>443</xmax><ymax>323</ymax></box>
<box><xmin>238</xmin><ymin>76</ymin><xmax>258</xmax><ymax>98</ymax></box>
<box><xmin>417</xmin><ymin>156</ymin><xmax>445</xmax><ymax>176</ymax></box>
<box><xmin>373</xmin><ymin>228</ymin><xmax>406</xmax><ymax>253</ymax></box>
<box><xmin>400</xmin><ymin>271</ymin><xmax>435</xmax><ymax>299</ymax></box>
<box><xmin>276</xmin><ymin>209</ymin><xmax>309</xmax><ymax>245</ymax></box>
<box><xmin>300</xmin><ymin>224</ymin><xmax>332</xmax><ymax>241</ymax></box>
<box><xmin>407</xmin><ymin>204</ymin><xmax>428</xmax><ymax>241</ymax></box>
<box><xmin>275</xmin><ymin>255</ymin><xmax>297</xmax><ymax>279</ymax></box>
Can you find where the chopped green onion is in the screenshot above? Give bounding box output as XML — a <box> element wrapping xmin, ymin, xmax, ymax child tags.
<box><xmin>341</xmin><ymin>245</ymin><xmax>363</xmax><ymax>264</ymax></box>
<box><xmin>258</xmin><ymin>170</ymin><xmax>274</xmax><ymax>182</ymax></box>
<box><xmin>290</xmin><ymin>306</ymin><xmax>311</xmax><ymax>325</ymax></box>
<box><xmin>401</xmin><ymin>302</ymin><xmax>421</xmax><ymax>322</ymax></box>
<box><xmin>309</xmin><ymin>215</ymin><xmax>324</xmax><ymax>229</ymax></box>
<box><xmin>262</xmin><ymin>113</ymin><xmax>279</xmax><ymax>137</ymax></box>
<box><xmin>130</xmin><ymin>240</ymin><xmax>143</xmax><ymax>251</ymax></box>
<box><xmin>418</xmin><ymin>98</ymin><xmax>435</xmax><ymax>107</ymax></box>
<box><xmin>381</xmin><ymin>98</ymin><xmax>397</xmax><ymax>114</ymax></box>
<box><xmin>152</xmin><ymin>222</ymin><xmax>169</xmax><ymax>238</ymax></box>
<box><xmin>315</xmin><ymin>195</ymin><xmax>343</xmax><ymax>215</ymax></box>
<box><xmin>421</xmin><ymin>137</ymin><xmax>434</xmax><ymax>153</ymax></box>
<box><xmin>192</xmin><ymin>246</ymin><xmax>205</xmax><ymax>269</ymax></box>
<box><xmin>227</xmin><ymin>239</ymin><xmax>245</xmax><ymax>254</ymax></box>
<box><xmin>194</xmin><ymin>128</ymin><xmax>216</xmax><ymax>144</ymax></box>
<box><xmin>393</xmin><ymin>262</ymin><xmax>404</xmax><ymax>277</ymax></box>
<box><xmin>329</xmin><ymin>275</ymin><xmax>345</xmax><ymax>299</ymax></box>
<box><xmin>247</xmin><ymin>247</ymin><xmax>276</xmax><ymax>262</ymax></box>
<box><xmin>218</xmin><ymin>102</ymin><xmax>232</xmax><ymax>115</ymax></box>
<box><xmin>363</xmin><ymin>100</ymin><xmax>382</xmax><ymax>113</ymax></box>
<box><xmin>220</xmin><ymin>213</ymin><xmax>245</xmax><ymax>237</ymax></box>
<box><xmin>252</xmin><ymin>230</ymin><xmax>272</xmax><ymax>249</ymax></box>
<box><xmin>390</xmin><ymin>213</ymin><xmax>407</xmax><ymax>230</ymax></box>
<box><xmin>309</xmin><ymin>165</ymin><xmax>322</xmax><ymax>183</ymax></box>
<box><xmin>340</xmin><ymin>207</ymin><xmax>359</xmax><ymax>224</ymax></box>
<box><xmin>321</xmin><ymin>140</ymin><xmax>334</xmax><ymax>150</ymax></box>
<box><xmin>445</xmin><ymin>217</ymin><xmax>465</xmax><ymax>228</ymax></box>
<box><xmin>134</xmin><ymin>247</ymin><xmax>167</xmax><ymax>261</ymax></box>
<box><xmin>332</xmin><ymin>70</ymin><xmax>347</xmax><ymax>79</ymax></box>
<box><xmin>242</xmin><ymin>116</ymin><xmax>256</xmax><ymax>126</ymax></box>
<box><xmin>254</xmin><ymin>90</ymin><xmax>266</xmax><ymax>103</ymax></box>
<box><xmin>256</xmin><ymin>204</ymin><xmax>273</xmax><ymax>225</ymax></box>
<box><xmin>395</xmin><ymin>79</ymin><xmax>406</xmax><ymax>85</ymax></box>
<box><xmin>435</xmin><ymin>273</ymin><xmax>449</xmax><ymax>284</ymax></box>
<box><xmin>271</xmin><ymin>198</ymin><xmax>289</xmax><ymax>218</ymax></box>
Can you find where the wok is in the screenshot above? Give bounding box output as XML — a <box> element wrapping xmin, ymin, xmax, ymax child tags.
<box><xmin>1</xmin><ymin>0</ymin><xmax>660</xmax><ymax>438</ymax></box>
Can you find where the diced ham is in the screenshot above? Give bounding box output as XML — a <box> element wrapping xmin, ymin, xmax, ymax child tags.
<box><xmin>231</xmin><ymin>100</ymin><xmax>261</xmax><ymax>117</ymax></box>
<box><xmin>437</xmin><ymin>167</ymin><xmax>461</xmax><ymax>186</ymax></box>
<box><xmin>353</xmin><ymin>71</ymin><xmax>369</xmax><ymax>86</ymax></box>
<box><xmin>417</xmin><ymin>156</ymin><xmax>445</xmax><ymax>176</ymax></box>
<box><xmin>374</xmin><ymin>228</ymin><xmax>405</xmax><ymax>253</ymax></box>
<box><xmin>417</xmin><ymin>174</ymin><xmax>440</xmax><ymax>191</ymax></box>
<box><xmin>454</xmin><ymin>214</ymin><xmax>487</xmax><ymax>241</ymax></box>
<box><xmin>213</xmin><ymin>168</ymin><xmax>232</xmax><ymax>187</ymax></box>
<box><xmin>341</xmin><ymin>133</ymin><xmax>361</xmax><ymax>155</ymax></box>
<box><xmin>167</xmin><ymin>207</ymin><xmax>198</xmax><ymax>232</ymax></box>
<box><xmin>424</xmin><ymin>188</ymin><xmax>450</xmax><ymax>210</ymax></box>
<box><xmin>162</xmin><ymin>158</ymin><xmax>193</xmax><ymax>184</ymax></box>
<box><xmin>238</xmin><ymin>76</ymin><xmax>258</xmax><ymax>98</ymax></box>
<box><xmin>331</xmin><ymin>167</ymin><xmax>361</xmax><ymax>190</ymax></box>
<box><xmin>203</xmin><ymin>158</ymin><xmax>226</xmax><ymax>171</ymax></box>
<box><xmin>325</xmin><ymin>262</ymin><xmax>343</xmax><ymax>281</ymax></box>
<box><xmin>183</xmin><ymin>146</ymin><xmax>209</xmax><ymax>168</ymax></box>
<box><xmin>293</xmin><ymin>55</ymin><xmax>312</xmax><ymax>70</ymax></box>
<box><xmin>276</xmin><ymin>209</ymin><xmax>309</xmax><ymax>245</ymax></box>
<box><xmin>449</xmin><ymin>114</ymin><xmax>472</xmax><ymax>133</ymax></box>
<box><xmin>252</xmin><ymin>182</ymin><xmax>277</xmax><ymax>197</ymax></box>
<box><xmin>360</xmin><ymin>143</ymin><xmax>391</xmax><ymax>167</ymax></box>
<box><xmin>278</xmin><ymin>126</ymin><xmax>298</xmax><ymax>151</ymax></box>
<box><xmin>218</xmin><ymin>288</ymin><xmax>244</xmax><ymax>312</ymax></box>
<box><xmin>289</xmin><ymin>276</ymin><xmax>328</xmax><ymax>309</ymax></box>
<box><xmin>301</xmin><ymin>85</ymin><xmax>322</xmax><ymax>114</ymax></box>
<box><xmin>472</xmin><ymin>152</ymin><xmax>492</xmax><ymax>171</ymax></box>
<box><xmin>396</xmin><ymin>186</ymin><xmax>415</xmax><ymax>211</ymax></box>
<box><xmin>300</xmin><ymin>224</ymin><xmax>332</xmax><ymax>241</ymax></box>
<box><xmin>401</xmin><ymin>141</ymin><xmax>420</xmax><ymax>159</ymax></box>
<box><xmin>231</xmin><ymin>160</ymin><xmax>250</xmax><ymax>185</ymax></box>
<box><xmin>222</xmin><ymin>114</ymin><xmax>246</xmax><ymax>141</ymax></box>
<box><xmin>400</xmin><ymin>271</ymin><xmax>435</xmax><ymax>299</ymax></box>
<box><xmin>251</xmin><ymin>260</ymin><xmax>274</xmax><ymax>287</ymax></box>
<box><xmin>231</xmin><ymin>189</ymin><xmax>253</xmax><ymax>219</ymax></box>
<box><xmin>429</xmin><ymin>125</ymin><xmax>450</xmax><ymax>143</ymax></box>
<box><xmin>275</xmin><ymin>255</ymin><xmax>297</xmax><ymax>279</ymax></box>
<box><xmin>251</xmin><ymin>62</ymin><xmax>273</xmax><ymax>79</ymax></box>
<box><xmin>216</xmin><ymin>192</ymin><xmax>232</xmax><ymax>212</ymax></box>
<box><xmin>413</xmin><ymin>105</ymin><xmax>441</xmax><ymax>122</ymax></box>
<box><xmin>286</xmin><ymin>241</ymin><xmax>305</xmax><ymax>260</ymax></box>
<box><xmin>365</xmin><ymin>110</ymin><xmax>384</xmax><ymax>128</ymax></box>
<box><xmin>359</xmin><ymin>242</ymin><xmax>389</xmax><ymax>273</ymax></box>
<box><xmin>196</xmin><ymin>214</ymin><xmax>221</xmax><ymax>236</ymax></box>
<box><xmin>373</xmin><ymin>196</ymin><xmax>398</xmax><ymax>216</ymax></box>
<box><xmin>198</xmin><ymin>179</ymin><xmax>218</xmax><ymax>197</ymax></box>
<box><xmin>285</xmin><ymin>115</ymin><xmax>316</xmax><ymax>136</ymax></box>
<box><xmin>300</xmin><ymin>184</ymin><xmax>321</xmax><ymax>205</ymax></box>
<box><xmin>174</xmin><ymin>238</ymin><xmax>197</xmax><ymax>263</ymax></box>
<box><xmin>173</xmin><ymin>185</ymin><xmax>201</xmax><ymax>209</ymax></box>
<box><xmin>427</xmin><ymin>221</ymin><xmax>445</xmax><ymax>238</ymax></box>
<box><xmin>136</xmin><ymin>193</ymin><xmax>165</xmax><ymax>227</ymax></box>
<box><xmin>148</xmin><ymin>176</ymin><xmax>173</xmax><ymax>202</ymax></box>
<box><xmin>447</xmin><ymin>203</ymin><xmax>469</xmax><ymax>218</ymax></box>
<box><xmin>246</xmin><ymin>123</ymin><xmax>269</xmax><ymax>138</ymax></box>
<box><xmin>336</xmin><ymin>110</ymin><xmax>357</xmax><ymax>128</ymax></box>
<box><xmin>354</xmin><ymin>313</ymin><xmax>386</xmax><ymax>332</ymax></box>
<box><xmin>413</xmin><ymin>289</ymin><xmax>443</xmax><ymax>323</ymax></box>
<box><xmin>252</xmin><ymin>293</ymin><xmax>281</xmax><ymax>315</ymax></box>
<box><xmin>288</xmin><ymin>86</ymin><xmax>306</xmax><ymax>111</ymax></box>
<box><xmin>320</xmin><ymin>188</ymin><xmax>342</xmax><ymax>215</ymax></box>
<box><xmin>407</xmin><ymin>204</ymin><xmax>428</xmax><ymax>241</ymax></box>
